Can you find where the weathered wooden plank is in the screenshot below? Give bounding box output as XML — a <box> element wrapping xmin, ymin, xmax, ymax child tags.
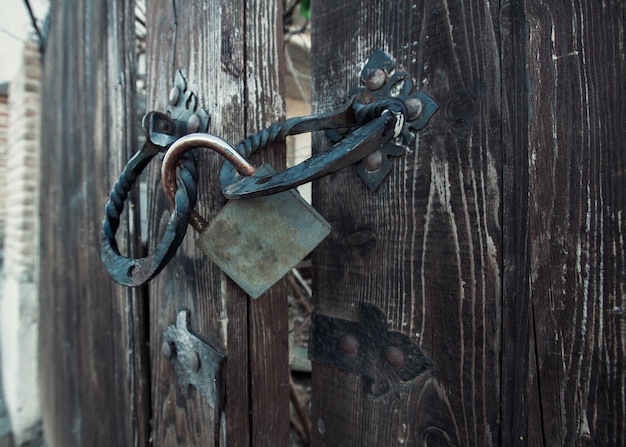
<box><xmin>145</xmin><ymin>2</ymin><xmax>248</xmax><ymax>445</ymax></box>
<box><xmin>499</xmin><ymin>1</ymin><xmax>534</xmax><ymax>445</ymax></box>
<box><xmin>145</xmin><ymin>1</ymin><xmax>288</xmax><ymax>445</ymax></box>
<box><xmin>38</xmin><ymin>0</ymin><xmax>147</xmax><ymax>446</ymax></box>
<box><xmin>311</xmin><ymin>0</ymin><xmax>625</xmax><ymax>446</ymax></box>
<box><xmin>522</xmin><ymin>1</ymin><xmax>626</xmax><ymax>445</ymax></box>
<box><xmin>310</xmin><ymin>1</ymin><xmax>503</xmax><ymax>446</ymax></box>
<box><xmin>244</xmin><ymin>1</ymin><xmax>291</xmax><ymax>446</ymax></box>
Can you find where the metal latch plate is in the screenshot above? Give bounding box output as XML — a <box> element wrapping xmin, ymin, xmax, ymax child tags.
<box><xmin>163</xmin><ymin>310</ymin><xmax>226</xmax><ymax>409</ymax></box>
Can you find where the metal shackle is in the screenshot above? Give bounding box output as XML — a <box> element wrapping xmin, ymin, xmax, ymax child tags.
<box><xmin>160</xmin><ymin>133</ymin><xmax>258</xmax><ymax>232</ymax></box>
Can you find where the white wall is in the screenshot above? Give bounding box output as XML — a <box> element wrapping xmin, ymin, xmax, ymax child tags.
<box><xmin>0</xmin><ymin>40</ymin><xmax>42</xmax><ymax>446</ymax></box>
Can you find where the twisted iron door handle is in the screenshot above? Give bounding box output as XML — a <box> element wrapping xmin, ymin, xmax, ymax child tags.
<box><xmin>101</xmin><ymin>112</ymin><xmax>198</xmax><ymax>287</ymax></box>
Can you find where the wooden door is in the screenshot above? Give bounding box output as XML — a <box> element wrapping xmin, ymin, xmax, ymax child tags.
<box><xmin>144</xmin><ymin>1</ymin><xmax>288</xmax><ymax>445</ymax></box>
<box><xmin>39</xmin><ymin>1</ymin><xmax>146</xmax><ymax>445</ymax></box>
<box><xmin>39</xmin><ymin>0</ymin><xmax>289</xmax><ymax>445</ymax></box>
<box><xmin>309</xmin><ymin>1</ymin><xmax>625</xmax><ymax>446</ymax></box>
<box><xmin>38</xmin><ymin>0</ymin><xmax>625</xmax><ymax>446</ymax></box>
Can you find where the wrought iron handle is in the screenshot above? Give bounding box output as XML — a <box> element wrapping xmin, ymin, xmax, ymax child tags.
<box><xmin>158</xmin><ymin>99</ymin><xmax>406</xmax><ymax>207</ymax></box>
<box><xmin>101</xmin><ymin>70</ymin><xmax>209</xmax><ymax>287</ymax></box>
<box><xmin>223</xmin><ymin>109</ymin><xmax>403</xmax><ymax>198</ymax></box>
<box><xmin>100</xmin><ymin>112</ymin><xmax>198</xmax><ymax>287</ymax></box>
<box><xmin>217</xmin><ymin>98</ymin><xmax>407</xmax><ymax>199</ymax></box>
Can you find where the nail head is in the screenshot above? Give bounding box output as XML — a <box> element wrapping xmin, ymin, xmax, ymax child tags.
<box><xmin>364</xmin><ymin>69</ymin><xmax>387</xmax><ymax>91</ymax></box>
<box><xmin>363</xmin><ymin>150</ymin><xmax>384</xmax><ymax>171</ymax></box>
<box><xmin>187</xmin><ymin>351</ymin><xmax>201</xmax><ymax>372</ymax></box>
<box><xmin>187</xmin><ymin>113</ymin><xmax>201</xmax><ymax>133</ymax></box>
<box><xmin>404</xmin><ymin>97</ymin><xmax>423</xmax><ymax>121</ymax></box>
<box><xmin>383</xmin><ymin>346</ymin><xmax>405</xmax><ymax>368</ymax></box>
<box><xmin>169</xmin><ymin>86</ymin><xmax>180</xmax><ymax>106</ymax></box>
<box><xmin>338</xmin><ymin>334</ymin><xmax>359</xmax><ymax>356</ymax></box>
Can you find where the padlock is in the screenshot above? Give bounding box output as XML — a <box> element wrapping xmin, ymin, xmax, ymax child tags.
<box><xmin>160</xmin><ymin>133</ymin><xmax>331</xmax><ymax>299</ymax></box>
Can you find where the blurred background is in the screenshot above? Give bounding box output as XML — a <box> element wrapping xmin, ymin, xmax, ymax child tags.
<box><xmin>1</xmin><ymin>2</ymin><xmax>48</xmax><ymax>446</ymax></box>
<box><xmin>0</xmin><ymin>1</ymin><xmax>48</xmax><ymax>83</ymax></box>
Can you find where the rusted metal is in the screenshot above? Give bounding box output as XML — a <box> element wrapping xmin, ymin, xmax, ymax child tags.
<box><xmin>101</xmin><ymin>71</ymin><xmax>209</xmax><ymax>287</ymax></box>
<box><xmin>156</xmin><ymin>132</ymin><xmax>332</xmax><ymax>297</ymax></box>
<box><xmin>309</xmin><ymin>303</ymin><xmax>432</xmax><ymax>396</ymax></box>
<box><xmin>195</xmin><ymin>164</ymin><xmax>331</xmax><ymax>299</ymax></box>
<box><xmin>104</xmin><ymin>52</ymin><xmax>439</xmax><ymax>288</ymax></box>
<box><xmin>163</xmin><ymin>310</ymin><xmax>226</xmax><ymax>443</ymax></box>
<box><xmin>329</xmin><ymin>49</ymin><xmax>439</xmax><ymax>190</ymax></box>
<box><xmin>160</xmin><ymin>133</ymin><xmax>257</xmax><ymax>232</ymax></box>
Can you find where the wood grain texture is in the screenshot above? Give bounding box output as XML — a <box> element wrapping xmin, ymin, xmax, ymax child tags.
<box><xmin>145</xmin><ymin>1</ymin><xmax>288</xmax><ymax>445</ymax></box>
<box><xmin>244</xmin><ymin>2</ymin><xmax>291</xmax><ymax>446</ymax></box>
<box><xmin>310</xmin><ymin>0</ymin><xmax>625</xmax><ymax>446</ymax></box>
<box><xmin>311</xmin><ymin>2</ymin><xmax>503</xmax><ymax>446</ymax></box>
<box><xmin>38</xmin><ymin>0</ymin><xmax>148</xmax><ymax>446</ymax></box>
<box><xmin>522</xmin><ymin>2</ymin><xmax>626</xmax><ymax>445</ymax></box>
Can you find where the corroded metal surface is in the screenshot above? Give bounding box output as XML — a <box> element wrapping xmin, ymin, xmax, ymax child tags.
<box><xmin>309</xmin><ymin>303</ymin><xmax>432</xmax><ymax>396</ymax></box>
<box><xmin>196</xmin><ymin>165</ymin><xmax>331</xmax><ymax>299</ymax></box>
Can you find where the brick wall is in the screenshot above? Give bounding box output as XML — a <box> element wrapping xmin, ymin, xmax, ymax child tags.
<box><xmin>0</xmin><ymin>86</ymin><xmax>8</xmax><ymax>247</ymax></box>
<box><xmin>4</xmin><ymin>42</ymin><xmax>41</xmax><ymax>281</ymax></box>
<box><xmin>0</xmin><ymin>40</ymin><xmax>43</xmax><ymax>446</ymax></box>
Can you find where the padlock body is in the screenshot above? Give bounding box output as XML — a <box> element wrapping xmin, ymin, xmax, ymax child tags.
<box><xmin>196</xmin><ymin>166</ymin><xmax>331</xmax><ymax>298</ymax></box>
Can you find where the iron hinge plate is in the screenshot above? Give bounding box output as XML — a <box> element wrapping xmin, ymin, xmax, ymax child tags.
<box><xmin>162</xmin><ymin>310</ymin><xmax>226</xmax><ymax>412</ymax></box>
<box><xmin>309</xmin><ymin>303</ymin><xmax>432</xmax><ymax>396</ymax></box>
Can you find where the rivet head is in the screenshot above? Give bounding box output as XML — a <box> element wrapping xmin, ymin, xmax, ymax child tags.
<box><xmin>187</xmin><ymin>351</ymin><xmax>201</xmax><ymax>372</ymax></box>
<box><xmin>161</xmin><ymin>341</ymin><xmax>173</xmax><ymax>359</ymax></box>
<box><xmin>158</xmin><ymin>119</ymin><xmax>172</xmax><ymax>133</ymax></box>
<box><xmin>363</xmin><ymin>150</ymin><xmax>384</xmax><ymax>171</ymax></box>
<box><xmin>338</xmin><ymin>334</ymin><xmax>359</xmax><ymax>356</ymax></box>
<box><xmin>187</xmin><ymin>113</ymin><xmax>201</xmax><ymax>133</ymax></box>
<box><xmin>383</xmin><ymin>346</ymin><xmax>405</xmax><ymax>368</ymax></box>
<box><xmin>168</xmin><ymin>86</ymin><xmax>181</xmax><ymax>105</ymax></box>
<box><xmin>364</xmin><ymin>69</ymin><xmax>387</xmax><ymax>91</ymax></box>
<box><xmin>404</xmin><ymin>97</ymin><xmax>423</xmax><ymax>121</ymax></box>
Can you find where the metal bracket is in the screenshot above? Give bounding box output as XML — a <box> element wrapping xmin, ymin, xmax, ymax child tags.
<box><xmin>166</xmin><ymin>70</ymin><xmax>210</xmax><ymax>134</ymax></box>
<box><xmin>162</xmin><ymin>310</ymin><xmax>226</xmax><ymax>418</ymax></box>
<box><xmin>309</xmin><ymin>303</ymin><xmax>431</xmax><ymax>396</ymax></box>
<box><xmin>328</xmin><ymin>49</ymin><xmax>439</xmax><ymax>190</ymax></box>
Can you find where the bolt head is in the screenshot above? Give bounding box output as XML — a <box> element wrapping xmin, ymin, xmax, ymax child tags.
<box><xmin>363</xmin><ymin>150</ymin><xmax>384</xmax><ymax>171</ymax></box>
<box><xmin>383</xmin><ymin>346</ymin><xmax>405</xmax><ymax>368</ymax></box>
<box><xmin>338</xmin><ymin>334</ymin><xmax>359</xmax><ymax>356</ymax></box>
<box><xmin>363</xmin><ymin>69</ymin><xmax>387</xmax><ymax>91</ymax></box>
<box><xmin>187</xmin><ymin>113</ymin><xmax>201</xmax><ymax>133</ymax></box>
<box><xmin>169</xmin><ymin>86</ymin><xmax>181</xmax><ymax>106</ymax></box>
<box><xmin>404</xmin><ymin>97</ymin><xmax>423</xmax><ymax>121</ymax></box>
<box><xmin>187</xmin><ymin>351</ymin><xmax>201</xmax><ymax>372</ymax></box>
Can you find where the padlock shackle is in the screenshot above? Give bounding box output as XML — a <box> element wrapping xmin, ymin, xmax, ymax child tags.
<box><xmin>161</xmin><ymin>133</ymin><xmax>257</xmax><ymax>232</ymax></box>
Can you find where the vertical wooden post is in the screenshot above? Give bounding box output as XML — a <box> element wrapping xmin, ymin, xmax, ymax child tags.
<box><xmin>145</xmin><ymin>1</ymin><xmax>289</xmax><ymax>445</ymax></box>
<box><xmin>309</xmin><ymin>1</ymin><xmax>625</xmax><ymax>446</ymax></box>
<box><xmin>515</xmin><ymin>2</ymin><xmax>626</xmax><ymax>445</ymax></box>
<box><xmin>38</xmin><ymin>0</ymin><xmax>148</xmax><ymax>445</ymax></box>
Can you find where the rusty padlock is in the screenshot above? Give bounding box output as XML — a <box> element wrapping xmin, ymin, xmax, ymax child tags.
<box><xmin>160</xmin><ymin>133</ymin><xmax>331</xmax><ymax>299</ymax></box>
